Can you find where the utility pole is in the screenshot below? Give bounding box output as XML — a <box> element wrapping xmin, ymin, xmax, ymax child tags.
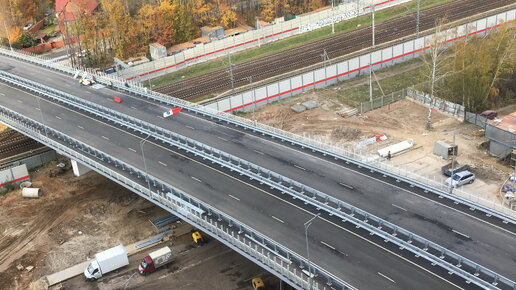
<box><xmin>416</xmin><ymin>0</ymin><xmax>421</xmax><ymax>37</ymax></box>
<box><xmin>227</xmin><ymin>53</ymin><xmax>235</xmax><ymax>96</ymax></box>
<box><xmin>3</xmin><ymin>21</ymin><xmax>13</xmax><ymax>51</ymax></box>
<box><xmin>369</xmin><ymin>0</ymin><xmax>375</xmax><ymax>102</ymax></box>
<box><xmin>331</xmin><ymin>0</ymin><xmax>335</xmax><ymax>34</ymax></box>
<box><xmin>304</xmin><ymin>213</ymin><xmax>320</xmax><ymax>290</ymax></box>
<box><xmin>256</xmin><ymin>16</ymin><xmax>261</xmax><ymax>47</ymax></box>
<box><xmin>140</xmin><ymin>135</ymin><xmax>152</xmax><ymax>195</ymax></box>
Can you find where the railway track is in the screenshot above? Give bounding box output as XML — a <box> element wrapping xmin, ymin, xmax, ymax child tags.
<box><xmin>0</xmin><ymin>130</ymin><xmax>44</xmax><ymax>160</ymax></box>
<box><xmin>154</xmin><ymin>0</ymin><xmax>515</xmax><ymax>100</ymax></box>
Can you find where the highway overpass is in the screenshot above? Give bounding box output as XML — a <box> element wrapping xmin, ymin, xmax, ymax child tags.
<box><xmin>0</xmin><ymin>50</ymin><xmax>515</xmax><ymax>289</ymax></box>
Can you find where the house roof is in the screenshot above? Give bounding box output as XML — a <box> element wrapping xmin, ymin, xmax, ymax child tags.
<box><xmin>495</xmin><ymin>112</ymin><xmax>516</xmax><ymax>133</ymax></box>
<box><xmin>56</xmin><ymin>0</ymin><xmax>99</xmax><ymax>22</ymax></box>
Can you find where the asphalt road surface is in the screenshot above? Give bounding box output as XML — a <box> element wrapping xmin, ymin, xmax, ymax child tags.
<box><xmin>0</xmin><ymin>76</ymin><xmax>474</xmax><ymax>289</ymax></box>
<box><xmin>0</xmin><ymin>55</ymin><xmax>514</xmax><ymax>279</ymax></box>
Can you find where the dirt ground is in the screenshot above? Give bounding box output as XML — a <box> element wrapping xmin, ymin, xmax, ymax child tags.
<box><xmin>0</xmin><ymin>159</ymin><xmax>274</xmax><ymax>290</ymax></box>
<box><xmin>250</xmin><ymin>93</ymin><xmax>516</xmax><ymax>203</ymax></box>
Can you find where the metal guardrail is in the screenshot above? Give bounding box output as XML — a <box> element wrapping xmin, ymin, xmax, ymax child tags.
<box><xmin>2</xmin><ymin>71</ymin><xmax>515</xmax><ymax>290</ymax></box>
<box><xmin>0</xmin><ymin>105</ymin><xmax>353</xmax><ymax>290</ymax></box>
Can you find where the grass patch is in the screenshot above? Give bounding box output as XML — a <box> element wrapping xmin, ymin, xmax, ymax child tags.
<box><xmin>149</xmin><ymin>0</ymin><xmax>451</xmax><ymax>88</ymax></box>
<box><xmin>40</xmin><ymin>24</ymin><xmax>57</xmax><ymax>34</ymax></box>
<box><xmin>328</xmin><ymin>59</ymin><xmax>424</xmax><ymax>107</ymax></box>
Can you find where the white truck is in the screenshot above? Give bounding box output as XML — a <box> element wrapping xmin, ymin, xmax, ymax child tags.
<box><xmin>84</xmin><ymin>245</ymin><xmax>129</xmax><ymax>281</ymax></box>
<box><xmin>138</xmin><ymin>246</ymin><xmax>174</xmax><ymax>275</ymax></box>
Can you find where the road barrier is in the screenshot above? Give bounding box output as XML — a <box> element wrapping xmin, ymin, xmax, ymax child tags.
<box><xmin>2</xmin><ymin>70</ymin><xmax>515</xmax><ymax>289</ymax></box>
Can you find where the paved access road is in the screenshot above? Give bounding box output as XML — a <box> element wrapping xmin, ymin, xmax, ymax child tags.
<box><xmin>1</xmin><ymin>55</ymin><xmax>514</xmax><ymax>282</ymax></box>
<box><xmin>0</xmin><ymin>80</ymin><xmax>473</xmax><ymax>289</ymax></box>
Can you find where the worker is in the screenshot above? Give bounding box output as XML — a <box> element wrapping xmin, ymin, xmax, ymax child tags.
<box><xmin>109</xmin><ymin>81</ymin><xmax>113</xmax><ymax>89</ymax></box>
<box><xmin>79</xmin><ymin>78</ymin><xmax>83</xmax><ymax>86</ymax></box>
<box><xmin>387</xmin><ymin>151</ymin><xmax>391</xmax><ymax>160</ymax></box>
<box><xmin>124</xmin><ymin>82</ymin><xmax>130</xmax><ymax>88</ymax></box>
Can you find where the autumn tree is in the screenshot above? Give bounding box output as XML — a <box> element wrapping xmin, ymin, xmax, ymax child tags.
<box><xmin>420</xmin><ymin>18</ymin><xmax>451</xmax><ymax>130</ymax></box>
<box><xmin>220</xmin><ymin>5</ymin><xmax>238</xmax><ymax>28</ymax></box>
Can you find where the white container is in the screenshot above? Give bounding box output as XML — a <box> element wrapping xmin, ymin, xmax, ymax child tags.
<box><xmin>378</xmin><ymin>139</ymin><xmax>415</xmax><ymax>157</ymax></box>
<box><xmin>21</xmin><ymin>188</ymin><xmax>40</xmax><ymax>198</ymax></box>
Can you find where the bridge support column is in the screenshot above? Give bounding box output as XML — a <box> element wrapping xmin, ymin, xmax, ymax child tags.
<box><xmin>71</xmin><ymin>160</ymin><xmax>92</xmax><ymax>176</ymax></box>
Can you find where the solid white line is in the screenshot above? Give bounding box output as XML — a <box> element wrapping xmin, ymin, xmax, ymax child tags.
<box><xmin>101</xmin><ymin>136</ymin><xmax>109</xmax><ymax>140</ymax></box>
<box><xmin>452</xmin><ymin>229</ymin><xmax>470</xmax><ymax>239</ymax></box>
<box><xmin>253</xmin><ymin>149</ymin><xmax>265</xmax><ymax>155</ymax></box>
<box><xmin>191</xmin><ymin>176</ymin><xmax>202</xmax><ymax>183</ymax></box>
<box><xmin>16</xmin><ymin>99</ymin><xmax>22</xmax><ymax>103</ymax></box>
<box><xmin>392</xmin><ymin>204</ymin><xmax>407</xmax><ymax>211</ymax></box>
<box><xmin>77</xmin><ymin>125</ymin><xmax>84</xmax><ymax>130</ymax></box>
<box><xmin>377</xmin><ymin>272</ymin><xmax>396</xmax><ymax>283</ymax></box>
<box><xmin>320</xmin><ymin>241</ymin><xmax>335</xmax><ymax>250</ymax></box>
<box><xmin>55</xmin><ymin>116</ymin><xmax>62</xmax><ymax>120</ymax></box>
<box><xmin>217</xmin><ymin>136</ymin><xmax>229</xmax><ymax>142</ymax></box>
<box><xmin>271</xmin><ymin>216</ymin><xmax>285</xmax><ymax>224</ymax></box>
<box><xmin>338</xmin><ymin>182</ymin><xmax>354</xmax><ymax>190</ymax></box>
<box><xmin>9</xmin><ymin>86</ymin><xmax>463</xmax><ymax>290</ymax></box>
<box><xmin>294</xmin><ymin>164</ymin><xmax>306</xmax><ymax>171</ymax></box>
<box><xmin>128</xmin><ymin>148</ymin><xmax>137</xmax><ymax>153</ymax></box>
<box><xmin>228</xmin><ymin>194</ymin><xmax>240</xmax><ymax>201</ymax></box>
<box><xmin>185</xmin><ymin>125</ymin><xmax>195</xmax><ymax>130</ymax></box>
<box><xmin>158</xmin><ymin>161</ymin><xmax>168</xmax><ymax>167</ymax></box>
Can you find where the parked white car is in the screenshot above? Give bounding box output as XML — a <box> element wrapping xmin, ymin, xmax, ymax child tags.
<box><xmin>444</xmin><ymin>170</ymin><xmax>476</xmax><ymax>188</ymax></box>
<box><xmin>23</xmin><ymin>23</ymin><xmax>33</xmax><ymax>31</ymax></box>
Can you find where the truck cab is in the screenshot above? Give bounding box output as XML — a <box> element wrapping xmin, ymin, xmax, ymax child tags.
<box><xmin>84</xmin><ymin>260</ymin><xmax>102</xmax><ymax>280</ymax></box>
<box><xmin>138</xmin><ymin>256</ymin><xmax>155</xmax><ymax>275</ymax></box>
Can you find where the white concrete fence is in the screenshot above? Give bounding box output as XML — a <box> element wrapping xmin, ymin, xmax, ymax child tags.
<box><xmin>0</xmin><ymin>164</ymin><xmax>29</xmax><ymax>188</ymax></box>
<box><xmin>204</xmin><ymin>8</ymin><xmax>516</xmax><ymax>113</ymax></box>
<box><xmin>122</xmin><ymin>0</ymin><xmax>410</xmax><ymax>81</ymax></box>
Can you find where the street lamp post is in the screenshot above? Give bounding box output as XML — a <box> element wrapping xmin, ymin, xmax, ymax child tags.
<box><xmin>246</xmin><ymin>76</ymin><xmax>257</xmax><ymax>126</ymax></box>
<box><xmin>369</xmin><ymin>0</ymin><xmax>375</xmax><ymax>102</ymax></box>
<box><xmin>139</xmin><ymin>135</ymin><xmax>152</xmax><ymax>194</ymax></box>
<box><xmin>304</xmin><ymin>213</ymin><xmax>321</xmax><ymax>289</ymax></box>
<box><xmin>36</xmin><ymin>97</ymin><xmax>49</xmax><ymax>138</ymax></box>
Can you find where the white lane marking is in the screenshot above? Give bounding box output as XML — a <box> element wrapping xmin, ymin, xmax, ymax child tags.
<box><xmin>77</xmin><ymin>125</ymin><xmax>84</xmax><ymax>130</ymax></box>
<box><xmin>131</xmin><ymin>106</ymin><xmax>137</xmax><ymax>110</ymax></box>
<box><xmin>392</xmin><ymin>204</ymin><xmax>407</xmax><ymax>211</ymax></box>
<box><xmin>128</xmin><ymin>148</ymin><xmax>137</xmax><ymax>153</ymax></box>
<box><xmin>191</xmin><ymin>176</ymin><xmax>202</xmax><ymax>183</ymax></box>
<box><xmin>0</xmin><ymin>92</ymin><xmax>5</xmax><ymax>96</ymax></box>
<box><xmin>294</xmin><ymin>164</ymin><xmax>306</xmax><ymax>171</ymax></box>
<box><xmin>158</xmin><ymin>161</ymin><xmax>168</xmax><ymax>167</ymax></box>
<box><xmin>217</xmin><ymin>136</ymin><xmax>229</xmax><ymax>142</ymax></box>
<box><xmin>17</xmin><ymin>99</ymin><xmax>22</xmax><ymax>103</ymax></box>
<box><xmin>14</xmin><ymin>93</ymin><xmax>458</xmax><ymax>290</ymax></box>
<box><xmin>320</xmin><ymin>241</ymin><xmax>335</xmax><ymax>250</ymax></box>
<box><xmin>35</xmin><ymin>107</ymin><xmax>40</xmax><ymax>111</ymax></box>
<box><xmin>158</xmin><ymin>116</ymin><xmax>164</xmax><ymax>119</ymax></box>
<box><xmin>55</xmin><ymin>116</ymin><xmax>62</xmax><ymax>120</ymax></box>
<box><xmin>185</xmin><ymin>125</ymin><xmax>195</xmax><ymax>130</ymax></box>
<box><xmin>452</xmin><ymin>229</ymin><xmax>470</xmax><ymax>239</ymax></box>
<box><xmin>378</xmin><ymin>272</ymin><xmax>396</xmax><ymax>283</ymax></box>
<box><xmin>338</xmin><ymin>182</ymin><xmax>354</xmax><ymax>190</ymax></box>
<box><xmin>228</xmin><ymin>194</ymin><xmax>240</xmax><ymax>201</ymax></box>
<box><xmin>271</xmin><ymin>216</ymin><xmax>285</xmax><ymax>224</ymax></box>
<box><xmin>207</xmin><ymin>119</ymin><xmax>514</xmax><ymax>237</ymax></box>
<box><xmin>101</xmin><ymin>136</ymin><xmax>109</xmax><ymax>140</ymax></box>
<box><xmin>253</xmin><ymin>149</ymin><xmax>265</xmax><ymax>155</ymax></box>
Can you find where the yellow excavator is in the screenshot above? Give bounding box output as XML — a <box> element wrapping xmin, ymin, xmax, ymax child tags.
<box><xmin>191</xmin><ymin>231</ymin><xmax>206</xmax><ymax>247</ymax></box>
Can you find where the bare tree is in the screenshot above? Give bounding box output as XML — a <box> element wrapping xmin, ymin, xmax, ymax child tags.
<box><xmin>421</xmin><ymin>17</ymin><xmax>451</xmax><ymax>130</ymax></box>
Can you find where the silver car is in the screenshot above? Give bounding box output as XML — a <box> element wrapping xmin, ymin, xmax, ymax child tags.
<box><xmin>444</xmin><ymin>170</ymin><xmax>475</xmax><ymax>188</ymax></box>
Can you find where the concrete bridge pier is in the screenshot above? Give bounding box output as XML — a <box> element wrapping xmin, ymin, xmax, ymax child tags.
<box><xmin>71</xmin><ymin>160</ymin><xmax>92</xmax><ymax>176</ymax></box>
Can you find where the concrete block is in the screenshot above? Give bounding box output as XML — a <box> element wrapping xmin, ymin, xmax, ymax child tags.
<box><xmin>291</xmin><ymin>105</ymin><xmax>306</xmax><ymax>113</ymax></box>
<box><xmin>302</xmin><ymin>101</ymin><xmax>317</xmax><ymax>110</ymax></box>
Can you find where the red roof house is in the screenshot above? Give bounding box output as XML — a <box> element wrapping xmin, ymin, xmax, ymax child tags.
<box><xmin>56</xmin><ymin>0</ymin><xmax>99</xmax><ymax>22</ymax></box>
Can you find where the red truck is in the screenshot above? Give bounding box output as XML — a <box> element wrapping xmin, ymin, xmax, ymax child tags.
<box><xmin>138</xmin><ymin>246</ymin><xmax>174</xmax><ymax>275</ymax></box>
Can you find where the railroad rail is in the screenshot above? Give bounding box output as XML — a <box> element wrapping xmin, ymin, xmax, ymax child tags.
<box><xmin>153</xmin><ymin>0</ymin><xmax>514</xmax><ymax>100</ymax></box>
<box><xmin>2</xmin><ymin>69</ymin><xmax>515</xmax><ymax>289</ymax></box>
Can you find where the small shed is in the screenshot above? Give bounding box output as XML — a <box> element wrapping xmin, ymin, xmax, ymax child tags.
<box><xmin>201</xmin><ymin>26</ymin><xmax>224</xmax><ymax>39</ymax></box>
<box><xmin>434</xmin><ymin>140</ymin><xmax>458</xmax><ymax>159</ymax></box>
<box><xmin>149</xmin><ymin>43</ymin><xmax>167</xmax><ymax>60</ymax></box>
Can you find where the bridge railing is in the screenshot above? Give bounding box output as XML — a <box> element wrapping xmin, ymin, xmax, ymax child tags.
<box><xmin>0</xmin><ymin>105</ymin><xmax>354</xmax><ymax>290</ymax></box>
<box><xmin>2</xmin><ymin>70</ymin><xmax>515</xmax><ymax>289</ymax></box>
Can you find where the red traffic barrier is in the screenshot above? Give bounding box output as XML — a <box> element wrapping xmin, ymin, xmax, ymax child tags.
<box><xmin>113</xmin><ymin>96</ymin><xmax>122</xmax><ymax>103</ymax></box>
